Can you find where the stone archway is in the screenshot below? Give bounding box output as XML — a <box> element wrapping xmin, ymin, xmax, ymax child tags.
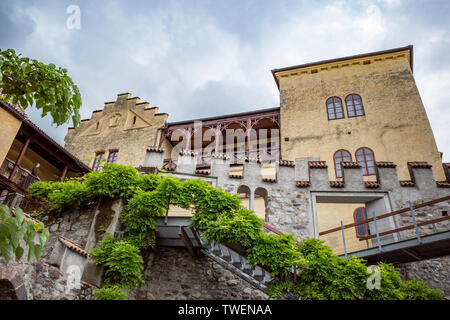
<box><xmin>0</xmin><ymin>279</ymin><xmax>18</xmax><ymax>300</ymax></box>
<box><xmin>0</xmin><ymin>266</ymin><xmax>27</xmax><ymax>300</ymax></box>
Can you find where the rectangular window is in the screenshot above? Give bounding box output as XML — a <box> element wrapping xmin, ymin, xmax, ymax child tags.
<box><xmin>92</xmin><ymin>152</ymin><xmax>105</xmax><ymax>171</ymax></box>
<box><xmin>107</xmin><ymin>150</ymin><xmax>119</xmax><ymax>164</ymax></box>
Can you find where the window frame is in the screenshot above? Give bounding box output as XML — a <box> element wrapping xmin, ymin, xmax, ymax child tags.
<box><xmin>355</xmin><ymin>147</ymin><xmax>376</xmax><ymax>176</ymax></box>
<box><xmin>353</xmin><ymin>207</ymin><xmax>369</xmax><ymax>238</ymax></box>
<box><xmin>345</xmin><ymin>94</ymin><xmax>365</xmax><ymax>118</ymax></box>
<box><xmin>333</xmin><ymin>149</ymin><xmax>352</xmax><ymax>178</ymax></box>
<box><xmin>92</xmin><ymin>151</ymin><xmax>105</xmax><ymax>171</ymax></box>
<box><xmin>326</xmin><ymin>96</ymin><xmax>345</xmax><ymax>120</ymax></box>
<box><xmin>107</xmin><ymin>150</ymin><xmax>119</xmax><ymax>164</ymax></box>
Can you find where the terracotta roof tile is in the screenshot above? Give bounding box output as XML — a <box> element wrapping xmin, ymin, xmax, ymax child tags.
<box><xmin>364</xmin><ymin>181</ymin><xmax>380</xmax><ymax>188</ymax></box>
<box><xmin>341</xmin><ymin>161</ymin><xmax>361</xmax><ymax>168</ymax></box>
<box><xmin>400</xmin><ymin>180</ymin><xmax>416</xmax><ymax>187</ymax></box>
<box><xmin>278</xmin><ymin>160</ymin><xmax>295</xmax><ymax>167</ymax></box>
<box><xmin>330</xmin><ymin>181</ymin><xmax>345</xmax><ymax>188</ymax></box>
<box><xmin>436</xmin><ymin>181</ymin><xmax>450</xmax><ymax>188</ymax></box>
<box><xmin>309</xmin><ymin>161</ymin><xmax>327</xmax><ymax>168</ymax></box>
<box><xmin>147</xmin><ymin>146</ymin><xmax>165</xmax><ymax>153</ymax></box>
<box><xmin>58</xmin><ymin>236</ymin><xmax>91</xmax><ymax>258</ymax></box>
<box><xmin>376</xmin><ymin>161</ymin><xmax>397</xmax><ymax>168</ymax></box>
<box><xmin>296</xmin><ymin>181</ymin><xmax>310</xmax><ymax>188</ymax></box>
<box><xmin>408</xmin><ymin>161</ymin><xmax>432</xmax><ymax>168</ymax></box>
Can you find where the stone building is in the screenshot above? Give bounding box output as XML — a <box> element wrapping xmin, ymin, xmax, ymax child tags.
<box><xmin>1</xmin><ymin>45</ymin><xmax>449</xmax><ymax>299</ymax></box>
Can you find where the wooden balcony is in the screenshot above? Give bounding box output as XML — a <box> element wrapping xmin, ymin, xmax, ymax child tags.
<box><xmin>0</xmin><ymin>157</ymin><xmax>40</xmax><ymax>191</ymax></box>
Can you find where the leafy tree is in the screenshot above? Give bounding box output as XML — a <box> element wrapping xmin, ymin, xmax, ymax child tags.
<box><xmin>0</xmin><ymin>48</ymin><xmax>82</xmax><ymax>127</ymax></box>
<box><xmin>0</xmin><ymin>205</ymin><xmax>49</xmax><ymax>263</ymax></box>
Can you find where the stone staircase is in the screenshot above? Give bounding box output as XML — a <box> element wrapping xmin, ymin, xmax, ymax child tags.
<box><xmin>193</xmin><ymin>230</ymin><xmax>273</xmax><ymax>292</ymax></box>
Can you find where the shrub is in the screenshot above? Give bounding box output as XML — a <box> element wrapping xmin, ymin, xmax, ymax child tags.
<box><xmin>200</xmin><ymin>207</ymin><xmax>263</xmax><ymax>247</ymax></box>
<box><xmin>90</xmin><ymin>234</ymin><xmax>144</xmax><ymax>289</ymax></box>
<box><xmin>95</xmin><ymin>285</ymin><xmax>127</xmax><ymax>300</ymax></box>
<box><xmin>84</xmin><ymin>163</ymin><xmax>139</xmax><ymax>199</ymax></box>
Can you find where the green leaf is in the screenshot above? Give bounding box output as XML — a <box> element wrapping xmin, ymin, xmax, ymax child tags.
<box><xmin>15</xmin><ymin>246</ymin><xmax>24</xmax><ymax>260</ymax></box>
<box><xmin>0</xmin><ymin>242</ymin><xmax>14</xmax><ymax>263</ymax></box>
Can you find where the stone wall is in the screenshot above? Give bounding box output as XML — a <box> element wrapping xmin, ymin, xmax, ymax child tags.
<box><xmin>131</xmin><ymin>247</ymin><xmax>267</xmax><ymax>300</ymax></box>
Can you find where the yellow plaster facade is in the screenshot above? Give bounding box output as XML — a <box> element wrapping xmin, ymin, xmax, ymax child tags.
<box><xmin>0</xmin><ymin>107</ymin><xmax>21</xmax><ymax>164</ymax></box>
<box><xmin>274</xmin><ymin>48</ymin><xmax>445</xmax><ymax>182</ymax></box>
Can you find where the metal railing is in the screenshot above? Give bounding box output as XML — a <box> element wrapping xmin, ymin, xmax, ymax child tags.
<box><xmin>319</xmin><ymin>195</ymin><xmax>450</xmax><ymax>257</ymax></box>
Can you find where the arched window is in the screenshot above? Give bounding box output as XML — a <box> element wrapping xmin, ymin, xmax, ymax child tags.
<box><xmin>333</xmin><ymin>149</ymin><xmax>352</xmax><ymax>178</ymax></box>
<box><xmin>326</xmin><ymin>96</ymin><xmax>344</xmax><ymax>120</ymax></box>
<box><xmin>345</xmin><ymin>94</ymin><xmax>365</xmax><ymax>117</ymax></box>
<box><xmin>356</xmin><ymin>147</ymin><xmax>376</xmax><ymax>175</ymax></box>
<box><xmin>353</xmin><ymin>207</ymin><xmax>369</xmax><ymax>238</ymax></box>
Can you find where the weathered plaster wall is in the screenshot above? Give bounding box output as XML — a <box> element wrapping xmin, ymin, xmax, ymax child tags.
<box><xmin>64</xmin><ymin>93</ymin><xmax>168</xmax><ymax>169</ymax></box>
<box><xmin>277</xmin><ymin>50</ymin><xmax>445</xmax><ymax>181</ymax></box>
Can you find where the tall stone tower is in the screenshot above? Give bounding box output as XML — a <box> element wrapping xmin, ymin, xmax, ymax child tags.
<box><xmin>272</xmin><ymin>45</ymin><xmax>445</xmax><ymax>181</ymax></box>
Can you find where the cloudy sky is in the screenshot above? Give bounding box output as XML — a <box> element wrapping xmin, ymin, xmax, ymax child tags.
<box><xmin>1</xmin><ymin>0</ymin><xmax>449</xmax><ymax>160</ymax></box>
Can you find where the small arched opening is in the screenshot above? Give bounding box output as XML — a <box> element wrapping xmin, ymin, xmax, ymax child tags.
<box><xmin>254</xmin><ymin>187</ymin><xmax>268</xmax><ymax>221</ymax></box>
<box><xmin>0</xmin><ymin>279</ymin><xmax>18</xmax><ymax>300</ymax></box>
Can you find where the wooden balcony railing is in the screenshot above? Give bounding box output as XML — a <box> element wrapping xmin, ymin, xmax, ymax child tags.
<box><xmin>0</xmin><ymin>158</ymin><xmax>40</xmax><ymax>191</ymax></box>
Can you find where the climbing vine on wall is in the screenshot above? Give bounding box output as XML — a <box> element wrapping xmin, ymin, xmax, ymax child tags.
<box><xmin>28</xmin><ymin>163</ymin><xmax>443</xmax><ymax>300</ymax></box>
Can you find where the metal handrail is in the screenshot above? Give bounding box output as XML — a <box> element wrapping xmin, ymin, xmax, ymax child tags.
<box><xmin>319</xmin><ymin>195</ymin><xmax>450</xmax><ymax>236</ymax></box>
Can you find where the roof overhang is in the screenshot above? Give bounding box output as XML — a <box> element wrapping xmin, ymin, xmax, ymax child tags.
<box><xmin>271</xmin><ymin>45</ymin><xmax>414</xmax><ymax>90</ymax></box>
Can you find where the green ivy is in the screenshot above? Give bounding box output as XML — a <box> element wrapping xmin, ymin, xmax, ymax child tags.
<box><xmin>28</xmin><ymin>164</ymin><xmax>443</xmax><ymax>300</ymax></box>
<box><xmin>90</xmin><ymin>234</ymin><xmax>144</xmax><ymax>289</ymax></box>
<box><xmin>95</xmin><ymin>285</ymin><xmax>128</xmax><ymax>300</ymax></box>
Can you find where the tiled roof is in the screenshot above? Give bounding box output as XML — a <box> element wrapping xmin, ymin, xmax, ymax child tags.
<box><xmin>147</xmin><ymin>146</ymin><xmax>165</xmax><ymax>153</ymax></box>
<box><xmin>365</xmin><ymin>181</ymin><xmax>380</xmax><ymax>188</ymax></box>
<box><xmin>341</xmin><ymin>161</ymin><xmax>361</xmax><ymax>168</ymax></box>
<box><xmin>309</xmin><ymin>161</ymin><xmax>327</xmax><ymax>168</ymax></box>
<box><xmin>58</xmin><ymin>236</ymin><xmax>91</xmax><ymax>258</ymax></box>
<box><xmin>0</xmin><ymin>89</ymin><xmax>30</xmax><ymax>120</ymax></box>
<box><xmin>376</xmin><ymin>161</ymin><xmax>397</xmax><ymax>168</ymax></box>
<box><xmin>436</xmin><ymin>181</ymin><xmax>450</xmax><ymax>188</ymax></box>
<box><xmin>400</xmin><ymin>180</ymin><xmax>416</xmax><ymax>187</ymax></box>
<box><xmin>278</xmin><ymin>160</ymin><xmax>295</xmax><ymax>167</ymax></box>
<box><xmin>330</xmin><ymin>181</ymin><xmax>345</xmax><ymax>188</ymax></box>
<box><xmin>408</xmin><ymin>161</ymin><xmax>432</xmax><ymax>168</ymax></box>
<box><xmin>0</xmin><ymin>99</ymin><xmax>91</xmax><ymax>173</ymax></box>
<box><xmin>296</xmin><ymin>181</ymin><xmax>310</xmax><ymax>188</ymax></box>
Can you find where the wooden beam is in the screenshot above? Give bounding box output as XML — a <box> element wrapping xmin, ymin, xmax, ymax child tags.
<box><xmin>9</xmin><ymin>136</ymin><xmax>31</xmax><ymax>180</ymax></box>
<box><xmin>60</xmin><ymin>165</ymin><xmax>69</xmax><ymax>182</ymax></box>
